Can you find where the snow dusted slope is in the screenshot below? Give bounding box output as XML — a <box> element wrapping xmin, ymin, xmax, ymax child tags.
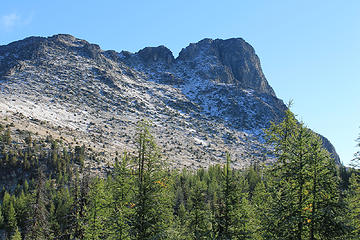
<box><xmin>120</xmin><ymin>38</ymin><xmax>286</xmax><ymax>131</ymax></box>
<box><xmin>0</xmin><ymin>34</ymin><xmax>340</xmax><ymax>169</ymax></box>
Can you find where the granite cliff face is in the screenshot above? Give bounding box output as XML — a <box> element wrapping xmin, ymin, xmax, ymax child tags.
<box><xmin>177</xmin><ymin>38</ymin><xmax>275</xmax><ymax>96</ymax></box>
<box><xmin>0</xmin><ymin>34</ymin><xmax>340</xmax><ymax>169</ymax></box>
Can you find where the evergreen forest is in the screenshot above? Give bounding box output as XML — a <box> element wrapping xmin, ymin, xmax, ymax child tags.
<box><xmin>0</xmin><ymin>109</ymin><xmax>359</xmax><ymax>240</ymax></box>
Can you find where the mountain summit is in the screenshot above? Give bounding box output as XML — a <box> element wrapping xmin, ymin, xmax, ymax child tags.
<box><xmin>177</xmin><ymin>38</ymin><xmax>275</xmax><ymax>96</ymax></box>
<box><xmin>0</xmin><ymin>34</ymin><xmax>340</xmax><ymax>168</ymax></box>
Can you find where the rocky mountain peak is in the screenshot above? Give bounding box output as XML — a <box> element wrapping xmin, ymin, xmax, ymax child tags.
<box><xmin>177</xmin><ymin>38</ymin><xmax>275</xmax><ymax>96</ymax></box>
<box><xmin>0</xmin><ymin>34</ymin><xmax>341</xmax><ymax>169</ymax></box>
<box><xmin>0</xmin><ymin>34</ymin><xmax>105</xmax><ymax>76</ymax></box>
<box><xmin>46</xmin><ymin>34</ymin><xmax>102</xmax><ymax>59</ymax></box>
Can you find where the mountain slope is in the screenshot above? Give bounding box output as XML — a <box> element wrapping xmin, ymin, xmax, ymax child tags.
<box><xmin>0</xmin><ymin>34</ymin><xmax>340</xmax><ymax>169</ymax></box>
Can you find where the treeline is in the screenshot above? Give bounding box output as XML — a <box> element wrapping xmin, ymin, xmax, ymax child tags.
<box><xmin>0</xmin><ymin>111</ymin><xmax>359</xmax><ymax>239</ymax></box>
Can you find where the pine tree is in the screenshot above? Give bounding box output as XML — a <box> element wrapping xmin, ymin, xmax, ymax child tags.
<box><xmin>10</xmin><ymin>154</ymin><xmax>17</xmax><ymax>168</ymax></box>
<box><xmin>173</xmin><ymin>202</ymin><xmax>190</xmax><ymax>238</ymax></box>
<box><xmin>23</xmin><ymin>180</ymin><xmax>29</xmax><ymax>193</ymax></box>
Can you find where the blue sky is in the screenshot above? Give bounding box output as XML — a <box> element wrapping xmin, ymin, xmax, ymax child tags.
<box><xmin>1</xmin><ymin>0</ymin><xmax>359</xmax><ymax>166</ymax></box>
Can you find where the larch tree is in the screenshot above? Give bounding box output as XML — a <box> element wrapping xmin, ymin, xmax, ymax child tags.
<box><xmin>107</xmin><ymin>153</ymin><xmax>134</xmax><ymax>240</ymax></box>
<box><xmin>265</xmin><ymin>108</ymin><xmax>346</xmax><ymax>239</ymax></box>
<box><xmin>84</xmin><ymin>177</ymin><xmax>111</xmax><ymax>240</ymax></box>
<box><xmin>132</xmin><ymin>119</ymin><xmax>173</xmax><ymax>240</ymax></box>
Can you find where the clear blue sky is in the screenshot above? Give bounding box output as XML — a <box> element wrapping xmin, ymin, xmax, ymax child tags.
<box><xmin>1</xmin><ymin>0</ymin><xmax>359</xmax><ymax>166</ymax></box>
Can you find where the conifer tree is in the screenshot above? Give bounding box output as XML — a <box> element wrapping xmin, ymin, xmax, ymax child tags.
<box><xmin>346</xmin><ymin>133</ymin><xmax>360</xmax><ymax>239</ymax></box>
<box><xmin>10</xmin><ymin>226</ymin><xmax>22</xmax><ymax>240</ymax></box>
<box><xmin>250</xmin><ymin>180</ymin><xmax>271</xmax><ymax>240</ymax></box>
<box><xmin>23</xmin><ymin>180</ymin><xmax>29</xmax><ymax>194</ymax></box>
<box><xmin>215</xmin><ymin>153</ymin><xmax>250</xmax><ymax>239</ymax></box>
<box><xmin>265</xmin><ymin>108</ymin><xmax>346</xmax><ymax>239</ymax></box>
<box><xmin>2</xmin><ymin>191</ymin><xmax>15</xmax><ymax>234</ymax></box>
<box><xmin>107</xmin><ymin>153</ymin><xmax>133</xmax><ymax>240</ymax></box>
<box><xmin>306</xmin><ymin>134</ymin><xmax>346</xmax><ymax>239</ymax></box>
<box><xmin>173</xmin><ymin>202</ymin><xmax>190</xmax><ymax>239</ymax></box>
<box><xmin>24</xmin><ymin>167</ymin><xmax>50</xmax><ymax>240</ymax></box>
<box><xmin>14</xmin><ymin>190</ymin><xmax>28</xmax><ymax>233</ymax></box>
<box><xmin>188</xmin><ymin>179</ymin><xmax>211</xmax><ymax>240</ymax></box>
<box><xmin>6</xmin><ymin>202</ymin><xmax>17</xmax><ymax>235</ymax></box>
<box><xmin>55</xmin><ymin>187</ymin><xmax>74</xmax><ymax>239</ymax></box>
<box><xmin>346</xmin><ymin>172</ymin><xmax>360</xmax><ymax>239</ymax></box>
<box><xmin>65</xmin><ymin>168</ymin><xmax>88</xmax><ymax>239</ymax></box>
<box><xmin>132</xmin><ymin>119</ymin><xmax>173</xmax><ymax>240</ymax></box>
<box><xmin>84</xmin><ymin>177</ymin><xmax>111</xmax><ymax>239</ymax></box>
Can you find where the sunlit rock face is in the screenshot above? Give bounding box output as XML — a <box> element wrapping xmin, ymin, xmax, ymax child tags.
<box><xmin>0</xmin><ymin>34</ymin><xmax>340</xmax><ymax>169</ymax></box>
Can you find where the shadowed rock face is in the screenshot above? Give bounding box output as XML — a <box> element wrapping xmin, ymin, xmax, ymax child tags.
<box><xmin>177</xmin><ymin>38</ymin><xmax>275</xmax><ymax>96</ymax></box>
<box><xmin>319</xmin><ymin>135</ymin><xmax>341</xmax><ymax>164</ymax></box>
<box><xmin>0</xmin><ymin>34</ymin><xmax>341</xmax><ymax>166</ymax></box>
<box><xmin>137</xmin><ymin>46</ymin><xmax>175</xmax><ymax>66</ymax></box>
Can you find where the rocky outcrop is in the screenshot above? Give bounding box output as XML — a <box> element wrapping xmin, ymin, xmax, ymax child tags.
<box><xmin>119</xmin><ymin>45</ymin><xmax>174</xmax><ymax>71</ymax></box>
<box><xmin>137</xmin><ymin>46</ymin><xmax>175</xmax><ymax>66</ymax></box>
<box><xmin>177</xmin><ymin>38</ymin><xmax>275</xmax><ymax>96</ymax></box>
